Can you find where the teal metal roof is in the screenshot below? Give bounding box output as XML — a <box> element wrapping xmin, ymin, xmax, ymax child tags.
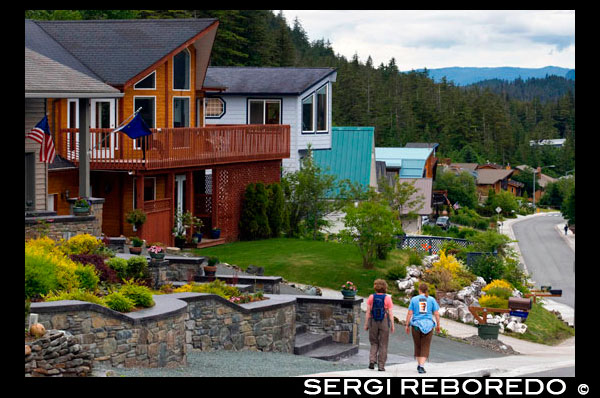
<box><xmin>313</xmin><ymin>127</ymin><xmax>375</xmax><ymax>195</ymax></box>
<box><xmin>374</xmin><ymin>147</ymin><xmax>433</xmax><ymax>178</ymax></box>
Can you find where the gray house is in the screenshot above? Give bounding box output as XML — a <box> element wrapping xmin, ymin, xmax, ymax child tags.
<box><xmin>203</xmin><ymin>67</ymin><xmax>337</xmax><ymax>172</ymax></box>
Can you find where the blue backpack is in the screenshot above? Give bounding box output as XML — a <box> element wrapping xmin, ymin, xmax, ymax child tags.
<box><xmin>371</xmin><ymin>294</ymin><xmax>386</xmax><ymax>322</ymax></box>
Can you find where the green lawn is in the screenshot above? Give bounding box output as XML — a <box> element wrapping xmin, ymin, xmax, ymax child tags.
<box><xmin>505</xmin><ymin>302</ymin><xmax>575</xmax><ymax>345</ymax></box>
<box><xmin>193</xmin><ymin>238</ymin><xmax>409</xmax><ymax>296</ymax></box>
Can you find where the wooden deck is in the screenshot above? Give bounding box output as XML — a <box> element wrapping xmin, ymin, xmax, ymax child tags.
<box><xmin>57</xmin><ymin>124</ymin><xmax>290</xmax><ymax>171</ymax></box>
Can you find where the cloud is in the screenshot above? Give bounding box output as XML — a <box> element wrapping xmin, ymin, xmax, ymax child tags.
<box><xmin>282</xmin><ymin>10</ymin><xmax>575</xmax><ymax>69</ymax></box>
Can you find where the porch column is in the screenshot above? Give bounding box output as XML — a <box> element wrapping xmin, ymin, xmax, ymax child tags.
<box><xmin>136</xmin><ymin>173</ymin><xmax>145</xmax><ymax>237</ymax></box>
<box><xmin>186</xmin><ymin>171</ymin><xmax>194</xmax><ymax>237</ymax></box>
<box><xmin>78</xmin><ymin>98</ymin><xmax>90</xmax><ymax>198</ymax></box>
<box><xmin>167</xmin><ymin>172</ymin><xmax>175</xmax><ymax>246</ymax></box>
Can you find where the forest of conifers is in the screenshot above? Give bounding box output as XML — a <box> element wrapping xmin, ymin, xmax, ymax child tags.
<box><xmin>25</xmin><ymin>9</ymin><xmax>575</xmax><ymax>177</ymax></box>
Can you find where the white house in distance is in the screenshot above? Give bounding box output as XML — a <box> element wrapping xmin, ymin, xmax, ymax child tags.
<box><xmin>202</xmin><ymin>67</ymin><xmax>337</xmax><ymax>172</ymax></box>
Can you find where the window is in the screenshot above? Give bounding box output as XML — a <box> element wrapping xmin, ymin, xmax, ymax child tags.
<box><xmin>205</xmin><ymin>98</ymin><xmax>225</xmax><ymax>118</ymax></box>
<box><xmin>25</xmin><ymin>153</ymin><xmax>35</xmax><ymax>210</ymax></box>
<box><xmin>248</xmin><ymin>99</ymin><xmax>281</xmax><ymax>124</ymax></box>
<box><xmin>133</xmin><ymin>97</ymin><xmax>155</xmax><ymax>150</ymax></box>
<box><xmin>316</xmin><ymin>85</ymin><xmax>327</xmax><ymax>131</ymax></box>
<box><xmin>302</xmin><ymin>95</ymin><xmax>313</xmax><ymax>132</ymax></box>
<box><xmin>67</xmin><ymin>99</ymin><xmax>78</xmax><ymax>152</ymax></box>
<box><xmin>173</xmin><ymin>49</ymin><xmax>190</xmax><ymax>90</ymax></box>
<box><xmin>144</xmin><ymin>177</ymin><xmax>156</xmax><ymax>201</ymax></box>
<box><xmin>173</xmin><ymin>97</ymin><xmax>190</xmax><ymax>127</ymax></box>
<box><xmin>301</xmin><ymin>83</ymin><xmax>328</xmax><ymax>133</ymax></box>
<box><xmin>134</xmin><ymin>71</ymin><xmax>156</xmax><ymax>90</ymax></box>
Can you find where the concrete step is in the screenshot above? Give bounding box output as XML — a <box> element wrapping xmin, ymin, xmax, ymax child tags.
<box><xmin>294</xmin><ymin>332</ymin><xmax>332</xmax><ymax>355</ymax></box>
<box><xmin>304</xmin><ymin>343</ymin><xmax>359</xmax><ymax>361</ymax></box>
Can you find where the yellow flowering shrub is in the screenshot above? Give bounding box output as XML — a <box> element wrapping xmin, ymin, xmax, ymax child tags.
<box><xmin>59</xmin><ymin>234</ymin><xmax>104</xmax><ymax>256</ymax></box>
<box><xmin>478</xmin><ymin>294</ymin><xmax>508</xmax><ymax>309</ymax></box>
<box><xmin>432</xmin><ymin>250</ymin><xmax>464</xmax><ymax>276</ymax></box>
<box><xmin>482</xmin><ymin>279</ymin><xmax>513</xmax><ymax>292</ymax></box>
<box><xmin>25</xmin><ymin>243</ymin><xmax>80</xmax><ymax>297</ymax></box>
<box><xmin>173</xmin><ymin>284</ymin><xmax>193</xmax><ymax>293</ymax></box>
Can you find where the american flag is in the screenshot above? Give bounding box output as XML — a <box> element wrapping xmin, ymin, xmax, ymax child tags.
<box><xmin>453</xmin><ymin>202</ymin><xmax>460</xmax><ymax>210</ymax></box>
<box><xmin>26</xmin><ymin>115</ymin><xmax>55</xmax><ymax>163</ymax></box>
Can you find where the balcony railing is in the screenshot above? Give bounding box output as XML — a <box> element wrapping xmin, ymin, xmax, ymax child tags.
<box><xmin>57</xmin><ymin>125</ymin><xmax>290</xmax><ymax>171</ymax></box>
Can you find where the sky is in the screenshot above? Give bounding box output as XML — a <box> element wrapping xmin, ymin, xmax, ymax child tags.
<box><xmin>281</xmin><ymin>10</ymin><xmax>575</xmax><ymax>71</ymax></box>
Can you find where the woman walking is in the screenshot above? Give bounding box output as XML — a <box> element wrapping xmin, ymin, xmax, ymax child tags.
<box><xmin>364</xmin><ymin>279</ymin><xmax>395</xmax><ymax>371</ymax></box>
<box><xmin>405</xmin><ymin>282</ymin><xmax>440</xmax><ymax>374</ymax></box>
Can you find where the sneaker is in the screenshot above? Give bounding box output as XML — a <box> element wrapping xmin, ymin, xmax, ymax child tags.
<box><xmin>378</xmin><ymin>367</ymin><xmax>385</xmax><ymax>371</ymax></box>
<box><xmin>368</xmin><ymin>363</ymin><xmax>375</xmax><ymax>369</ymax></box>
<box><xmin>417</xmin><ymin>365</ymin><xmax>426</xmax><ymax>374</ymax></box>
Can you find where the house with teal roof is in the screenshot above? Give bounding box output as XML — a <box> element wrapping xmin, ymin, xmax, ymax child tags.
<box><xmin>374</xmin><ymin>147</ymin><xmax>437</xmax><ymax>179</ymax></box>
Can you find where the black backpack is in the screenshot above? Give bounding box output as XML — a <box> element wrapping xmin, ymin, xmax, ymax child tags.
<box><xmin>371</xmin><ymin>294</ymin><xmax>386</xmax><ymax>322</ymax></box>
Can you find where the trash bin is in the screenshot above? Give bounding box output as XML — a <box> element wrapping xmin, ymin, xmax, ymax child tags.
<box><xmin>477</xmin><ymin>324</ymin><xmax>500</xmax><ymax>340</ymax></box>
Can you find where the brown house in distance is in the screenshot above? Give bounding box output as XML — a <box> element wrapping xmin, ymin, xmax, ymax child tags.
<box><xmin>475</xmin><ymin>168</ymin><xmax>523</xmax><ymax>201</ymax></box>
<box><xmin>30</xmin><ymin>18</ymin><xmax>290</xmax><ymax>245</ymax></box>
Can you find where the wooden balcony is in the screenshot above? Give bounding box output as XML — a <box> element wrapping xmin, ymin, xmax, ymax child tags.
<box><xmin>57</xmin><ymin>124</ymin><xmax>290</xmax><ymax>171</ymax></box>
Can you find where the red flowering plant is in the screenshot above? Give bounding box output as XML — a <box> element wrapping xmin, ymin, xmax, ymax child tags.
<box><xmin>341</xmin><ymin>281</ymin><xmax>357</xmax><ymax>292</ymax></box>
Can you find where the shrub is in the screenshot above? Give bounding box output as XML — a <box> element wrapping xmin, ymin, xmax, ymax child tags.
<box><xmin>104</xmin><ymin>291</ymin><xmax>135</xmax><ymax>312</ymax></box>
<box><xmin>192</xmin><ymin>279</ymin><xmax>241</xmax><ymax>299</ymax></box>
<box><xmin>106</xmin><ymin>257</ymin><xmax>128</xmax><ymax>281</ymax></box>
<box><xmin>501</xmin><ymin>257</ymin><xmax>529</xmax><ymax>294</ymax></box>
<box><xmin>74</xmin><ymin>263</ymin><xmax>100</xmax><ymax>291</ymax></box>
<box><xmin>478</xmin><ymin>295</ymin><xmax>508</xmax><ymax>309</ymax></box>
<box><xmin>60</xmin><ymin>234</ymin><xmax>104</xmax><ymax>256</ymax></box>
<box><xmin>407</xmin><ymin>249</ymin><xmax>423</xmax><ymax>266</ymax></box>
<box><xmin>467</xmin><ymin>254</ymin><xmax>506</xmax><ymax>283</ymax></box>
<box><xmin>173</xmin><ymin>283</ymin><xmax>193</xmax><ymax>293</ymax></box>
<box><xmin>483</xmin><ymin>279</ymin><xmax>513</xmax><ymax>292</ymax></box>
<box><xmin>386</xmin><ymin>264</ymin><xmax>407</xmax><ymax>280</ymax></box>
<box><xmin>119</xmin><ymin>279</ymin><xmax>154</xmax><ymax>308</ymax></box>
<box><xmin>484</xmin><ymin>287</ymin><xmax>513</xmax><ymax>300</ymax></box>
<box><xmin>70</xmin><ymin>254</ymin><xmax>119</xmax><ymax>284</ymax></box>
<box><xmin>25</xmin><ymin>248</ymin><xmax>60</xmax><ymax>299</ymax></box>
<box><xmin>267</xmin><ymin>183</ymin><xmax>285</xmax><ymax>238</ymax></box>
<box><xmin>126</xmin><ymin>256</ymin><xmax>150</xmax><ymax>281</ymax></box>
<box><xmin>43</xmin><ymin>289</ymin><xmax>105</xmax><ymax>306</ymax></box>
<box><xmin>125</xmin><ymin>209</ymin><xmax>147</xmax><ymax>228</ymax></box>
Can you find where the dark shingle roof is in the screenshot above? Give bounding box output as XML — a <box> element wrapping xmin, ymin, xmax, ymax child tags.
<box><xmin>34</xmin><ymin>19</ymin><xmax>217</xmax><ymax>86</ymax></box>
<box><xmin>48</xmin><ymin>155</ymin><xmax>77</xmax><ymax>170</ymax></box>
<box><xmin>25</xmin><ymin>20</ymin><xmax>120</xmax><ymax>96</ymax></box>
<box><xmin>205</xmin><ymin>67</ymin><xmax>336</xmax><ymax>94</ymax></box>
<box><xmin>405</xmin><ymin>142</ymin><xmax>439</xmax><ymax>149</ymax></box>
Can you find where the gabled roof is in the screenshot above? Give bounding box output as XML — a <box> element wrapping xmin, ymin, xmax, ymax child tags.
<box><xmin>476</xmin><ymin>169</ymin><xmax>514</xmax><ymax>185</ymax></box>
<box><xmin>204</xmin><ymin>67</ymin><xmax>337</xmax><ymax>94</ymax></box>
<box><xmin>313</xmin><ymin>127</ymin><xmax>375</xmax><ymax>195</ymax></box>
<box><xmin>449</xmin><ymin>163</ymin><xmax>479</xmax><ymax>172</ymax></box>
<box><xmin>33</xmin><ymin>18</ymin><xmax>218</xmax><ymax>87</ymax></box>
<box><xmin>405</xmin><ymin>142</ymin><xmax>439</xmax><ymax>150</ymax></box>
<box><xmin>375</xmin><ymin>147</ymin><xmax>433</xmax><ymax>178</ymax></box>
<box><xmin>25</xmin><ymin>20</ymin><xmax>121</xmax><ymax>98</ymax></box>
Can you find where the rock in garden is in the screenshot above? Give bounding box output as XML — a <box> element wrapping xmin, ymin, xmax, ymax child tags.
<box><xmin>512</xmin><ymin>289</ymin><xmax>523</xmax><ymax>298</ymax></box>
<box><xmin>446</xmin><ymin>307</ymin><xmax>459</xmax><ymax>320</ymax></box>
<box><xmin>407</xmin><ymin>266</ymin><xmax>421</xmax><ymax>278</ymax></box>
<box><xmin>397</xmin><ymin>279</ymin><xmax>414</xmax><ymax>290</ymax></box>
<box><xmin>438</xmin><ymin>307</ymin><xmax>447</xmax><ymax>317</ymax></box>
<box><xmin>472</xmin><ymin>277</ymin><xmax>487</xmax><ymax>291</ymax></box>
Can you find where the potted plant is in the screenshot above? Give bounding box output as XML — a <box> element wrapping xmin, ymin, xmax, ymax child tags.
<box><xmin>73</xmin><ymin>197</ymin><xmax>91</xmax><ymax>216</ymax></box>
<box><xmin>203</xmin><ymin>256</ymin><xmax>219</xmax><ymax>277</ymax></box>
<box><xmin>210</xmin><ymin>226</ymin><xmax>221</xmax><ymax>239</ymax></box>
<box><xmin>340</xmin><ymin>281</ymin><xmax>357</xmax><ymax>300</ymax></box>
<box><xmin>148</xmin><ymin>245</ymin><xmax>165</xmax><ymax>260</ymax></box>
<box><xmin>192</xmin><ymin>217</ymin><xmax>204</xmax><ymax>243</ymax></box>
<box><xmin>172</xmin><ymin>210</ymin><xmax>189</xmax><ymax>248</ymax></box>
<box><xmin>129</xmin><ymin>236</ymin><xmax>144</xmax><ymax>254</ymax></box>
<box><xmin>126</xmin><ymin>209</ymin><xmax>147</xmax><ymax>230</ymax></box>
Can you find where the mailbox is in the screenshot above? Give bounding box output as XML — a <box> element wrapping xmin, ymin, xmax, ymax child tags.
<box><xmin>540</xmin><ymin>285</ymin><xmax>552</xmax><ymax>292</ymax></box>
<box><xmin>550</xmin><ymin>289</ymin><xmax>562</xmax><ymax>296</ymax></box>
<box><xmin>508</xmin><ymin>297</ymin><xmax>532</xmax><ymax>311</ymax></box>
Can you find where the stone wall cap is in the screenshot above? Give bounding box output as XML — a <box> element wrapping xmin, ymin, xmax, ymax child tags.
<box><xmin>25</xmin><ymin>214</ymin><xmax>96</xmax><ymax>224</ymax></box>
<box><xmin>66</xmin><ymin>197</ymin><xmax>105</xmax><ymax>204</ymax></box>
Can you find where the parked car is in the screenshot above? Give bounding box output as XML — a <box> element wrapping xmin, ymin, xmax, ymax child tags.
<box><xmin>421</xmin><ymin>216</ymin><xmax>431</xmax><ymax>226</ymax></box>
<box><xmin>435</xmin><ymin>216</ymin><xmax>451</xmax><ymax>230</ymax></box>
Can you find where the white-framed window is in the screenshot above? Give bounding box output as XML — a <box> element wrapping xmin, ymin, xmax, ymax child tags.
<box><xmin>302</xmin><ymin>83</ymin><xmax>328</xmax><ymax>133</ymax></box>
<box><xmin>133</xmin><ymin>96</ymin><xmax>156</xmax><ymax>150</ymax></box>
<box><xmin>173</xmin><ymin>48</ymin><xmax>191</xmax><ymax>91</ymax></box>
<box><xmin>248</xmin><ymin>99</ymin><xmax>281</xmax><ymax>124</ymax></box>
<box><xmin>134</xmin><ymin>71</ymin><xmax>156</xmax><ymax>90</ymax></box>
<box><xmin>205</xmin><ymin>97</ymin><xmax>225</xmax><ymax>118</ymax></box>
<box><xmin>173</xmin><ymin>96</ymin><xmax>190</xmax><ymax>127</ymax></box>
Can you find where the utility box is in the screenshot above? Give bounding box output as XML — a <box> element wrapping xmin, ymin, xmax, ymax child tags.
<box><xmin>508</xmin><ymin>297</ymin><xmax>532</xmax><ymax>311</ymax></box>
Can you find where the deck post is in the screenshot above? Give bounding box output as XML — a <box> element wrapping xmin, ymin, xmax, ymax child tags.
<box><xmin>136</xmin><ymin>172</ymin><xmax>145</xmax><ymax>238</ymax></box>
<box><xmin>78</xmin><ymin>98</ymin><xmax>91</xmax><ymax>198</ymax></box>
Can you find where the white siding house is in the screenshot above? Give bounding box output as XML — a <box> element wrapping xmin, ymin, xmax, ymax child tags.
<box><xmin>203</xmin><ymin>67</ymin><xmax>337</xmax><ymax>172</ymax></box>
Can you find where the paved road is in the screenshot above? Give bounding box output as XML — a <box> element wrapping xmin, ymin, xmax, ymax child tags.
<box><xmin>512</xmin><ymin>213</ymin><xmax>575</xmax><ymax>308</ymax></box>
<box><xmin>520</xmin><ymin>366</ymin><xmax>575</xmax><ymax>377</ymax></box>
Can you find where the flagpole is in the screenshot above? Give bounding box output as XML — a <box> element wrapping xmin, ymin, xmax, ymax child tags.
<box><xmin>112</xmin><ymin>107</ymin><xmax>142</xmax><ymax>133</ymax></box>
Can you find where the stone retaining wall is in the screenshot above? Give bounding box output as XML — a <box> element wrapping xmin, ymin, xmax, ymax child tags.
<box><xmin>177</xmin><ymin>293</ymin><xmax>295</xmax><ymax>353</ymax></box>
<box><xmin>295</xmin><ymin>296</ymin><xmax>362</xmax><ymax>345</ymax></box>
<box><xmin>25</xmin><ymin>330</ymin><xmax>93</xmax><ymax>377</ymax></box>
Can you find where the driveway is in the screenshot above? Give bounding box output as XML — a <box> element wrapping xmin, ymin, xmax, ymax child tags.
<box><xmin>511</xmin><ymin>213</ymin><xmax>575</xmax><ymax>308</ymax></box>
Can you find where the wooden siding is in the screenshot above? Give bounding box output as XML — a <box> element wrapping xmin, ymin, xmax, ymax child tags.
<box><xmin>25</xmin><ymin>98</ymin><xmax>48</xmax><ymax>211</ymax></box>
<box><xmin>47</xmin><ymin>170</ymin><xmax>79</xmax><ymax>215</ymax></box>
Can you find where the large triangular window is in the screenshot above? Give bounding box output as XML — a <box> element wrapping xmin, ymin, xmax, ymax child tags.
<box><xmin>134</xmin><ymin>71</ymin><xmax>156</xmax><ymax>90</ymax></box>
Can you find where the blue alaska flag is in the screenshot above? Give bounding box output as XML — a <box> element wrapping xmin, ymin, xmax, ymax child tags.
<box><xmin>113</xmin><ymin>112</ymin><xmax>152</xmax><ymax>140</ymax></box>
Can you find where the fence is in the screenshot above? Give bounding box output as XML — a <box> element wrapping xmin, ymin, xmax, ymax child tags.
<box><xmin>397</xmin><ymin>235</ymin><xmax>471</xmax><ymax>255</ymax></box>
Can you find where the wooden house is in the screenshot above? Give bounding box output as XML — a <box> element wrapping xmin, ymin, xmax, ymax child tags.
<box><xmin>202</xmin><ymin>67</ymin><xmax>337</xmax><ymax>172</ymax></box>
<box><xmin>30</xmin><ymin>18</ymin><xmax>290</xmax><ymax>245</ymax></box>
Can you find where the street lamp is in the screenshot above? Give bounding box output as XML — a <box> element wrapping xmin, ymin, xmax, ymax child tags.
<box><xmin>533</xmin><ymin>165</ymin><xmax>555</xmax><ymax>211</ymax></box>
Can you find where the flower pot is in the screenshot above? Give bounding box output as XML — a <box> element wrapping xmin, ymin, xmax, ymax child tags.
<box><xmin>203</xmin><ymin>265</ymin><xmax>217</xmax><ymax>277</ymax></box>
<box><xmin>174</xmin><ymin>237</ymin><xmax>186</xmax><ymax>249</ymax></box>
<box><xmin>149</xmin><ymin>252</ymin><xmax>165</xmax><ymax>260</ymax></box>
<box><xmin>477</xmin><ymin>324</ymin><xmax>500</xmax><ymax>340</ymax></box>
<box><xmin>73</xmin><ymin>206</ymin><xmax>90</xmax><ymax>216</ymax></box>
<box><xmin>210</xmin><ymin>229</ymin><xmax>221</xmax><ymax>239</ymax></box>
<box><xmin>129</xmin><ymin>246</ymin><xmax>142</xmax><ymax>255</ymax></box>
<box><xmin>341</xmin><ymin>289</ymin><xmax>357</xmax><ymax>300</ymax></box>
<box><xmin>194</xmin><ymin>233</ymin><xmax>203</xmax><ymax>243</ymax></box>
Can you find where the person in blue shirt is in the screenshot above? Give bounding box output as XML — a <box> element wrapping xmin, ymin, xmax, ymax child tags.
<box><xmin>405</xmin><ymin>282</ymin><xmax>440</xmax><ymax>374</ymax></box>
